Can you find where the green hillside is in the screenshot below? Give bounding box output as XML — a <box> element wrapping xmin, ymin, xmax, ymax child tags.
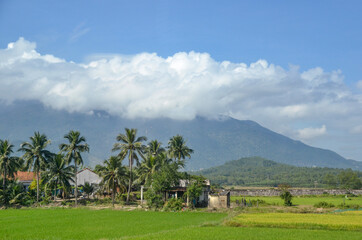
<box><xmin>197</xmin><ymin>157</ymin><xmax>362</xmax><ymax>188</ymax></box>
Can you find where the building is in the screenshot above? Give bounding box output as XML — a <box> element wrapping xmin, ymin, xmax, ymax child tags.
<box><xmin>208</xmin><ymin>191</ymin><xmax>230</xmax><ymax>209</ymax></box>
<box><xmin>164</xmin><ymin>179</ymin><xmax>210</xmax><ymax>207</ymax></box>
<box><xmin>14</xmin><ymin>171</ymin><xmax>35</xmax><ymax>190</ymax></box>
<box><xmin>73</xmin><ymin>168</ymin><xmax>102</xmax><ymax>186</ymax></box>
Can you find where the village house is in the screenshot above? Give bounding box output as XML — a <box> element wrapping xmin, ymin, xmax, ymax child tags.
<box><xmin>164</xmin><ymin>179</ymin><xmax>211</xmax><ymax>207</ymax></box>
<box><xmin>14</xmin><ymin>171</ymin><xmax>35</xmax><ymax>191</ymax></box>
<box><xmin>72</xmin><ymin>168</ymin><xmax>102</xmax><ymax>187</ymax></box>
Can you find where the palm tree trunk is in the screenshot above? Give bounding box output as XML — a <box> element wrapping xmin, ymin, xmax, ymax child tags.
<box><xmin>3</xmin><ymin>168</ymin><xmax>6</xmax><ymax>204</ymax></box>
<box><xmin>75</xmin><ymin>162</ymin><xmax>78</xmax><ymax>206</ymax></box>
<box><xmin>36</xmin><ymin>172</ymin><xmax>40</xmax><ymax>203</ymax></box>
<box><xmin>112</xmin><ymin>185</ymin><xmax>115</xmax><ymax>207</ymax></box>
<box><xmin>126</xmin><ymin>156</ymin><xmax>132</xmax><ymax>204</ymax></box>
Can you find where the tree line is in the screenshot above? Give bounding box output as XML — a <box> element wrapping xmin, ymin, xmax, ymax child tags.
<box><xmin>0</xmin><ymin>128</ymin><xmax>199</xmax><ymax>208</ymax></box>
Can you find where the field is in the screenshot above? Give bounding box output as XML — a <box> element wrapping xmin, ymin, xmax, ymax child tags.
<box><xmin>229</xmin><ymin>211</ymin><xmax>362</xmax><ymax>231</ymax></box>
<box><xmin>0</xmin><ymin>208</ymin><xmax>361</xmax><ymax>240</ymax></box>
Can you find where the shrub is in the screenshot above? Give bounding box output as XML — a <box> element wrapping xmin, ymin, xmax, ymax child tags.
<box><xmin>314</xmin><ymin>201</ymin><xmax>335</xmax><ymax>208</ymax></box>
<box><xmin>164</xmin><ymin>198</ymin><xmax>183</xmax><ymax>211</ymax></box>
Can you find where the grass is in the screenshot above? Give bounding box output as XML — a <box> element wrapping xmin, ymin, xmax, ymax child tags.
<box><xmin>129</xmin><ymin>226</ymin><xmax>362</xmax><ymax>240</ymax></box>
<box><xmin>229</xmin><ymin>211</ymin><xmax>362</xmax><ymax>231</ymax></box>
<box><xmin>0</xmin><ymin>208</ymin><xmax>226</xmax><ymax>240</ymax></box>
<box><xmin>1</xmin><ymin>207</ymin><xmax>361</xmax><ymax>239</ymax></box>
<box><xmin>231</xmin><ymin>195</ymin><xmax>362</xmax><ymax>207</ymax></box>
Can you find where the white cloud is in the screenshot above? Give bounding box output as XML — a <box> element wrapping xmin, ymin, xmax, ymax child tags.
<box><xmin>297</xmin><ymin>125</ymin><xmax>327</xmax><ymax>140</ymax></box>
<box><xmin>1</xmin><ymin>37</ymin><xmax>362</xmax><ymax>143</ymax></box>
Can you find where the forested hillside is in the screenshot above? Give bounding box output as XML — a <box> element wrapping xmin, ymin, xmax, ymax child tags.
<box><xmin>198</xmin><ymin>157</ymin><xmax>362</xmax><ymax>188</ymax></box>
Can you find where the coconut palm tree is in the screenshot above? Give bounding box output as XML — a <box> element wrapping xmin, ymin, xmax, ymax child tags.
<box><xmin>59</xmin><ymin>130</ymin><xmax>89</xmax><ymax>206</ymax></box>
<box><xmin>19</xmin><ymin>132</ymin><xmax>52</xmax><ymax>203</ymax></box>
<box><xmin>146</xmin><ymin>140</ymin><xmax>165</xmax><ymax>156</ymax></box>
<box><xmin>137</xmin><ymin>152</ymin><xmax>171</xmax><ymax>186</ymax></box>
<box><xmin>42</xmin><ymin>154</ymin><xmax>74</xmax><ymax>200</ymax></box>
<box><xmin>82</xmin><ymin>182</ymin><xmax>94</xmax><ymax>200</ymax></box>
<box><xmin>112</xmin><ymin>128</ymin><xmax>147</xmax><ymax>204</ymax></box>
<box><xmin>0</xmin><ymin>140</ymin><xmax>22</xmax><ymax>204</ymax></box>
<box><xmin>167</xmin><ymin>135</ymin><xmax>194</xmax><ymax>168</ymax></box>
<box><xmin>95</xmin><ymin>156</ymin><xmax>127</xmax><ymax>206</ymax></box>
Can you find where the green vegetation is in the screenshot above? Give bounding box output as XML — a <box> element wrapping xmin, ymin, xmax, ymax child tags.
<box><xmin>228</xmin><ymin>211</ymin><xmax>362</xmax><ymax>231</ymax></box>
<box><xmin>0</xmin><ymin>209</ymin><xmax>226</xmax><ymax>240</ymax></box>
<box><xmin>198</xmin><ymin>157</ymin><xmax>362</xmax><ymax>188</ymax></box>
<box><xmin>0</xmin><ymin>128</ymin><xmax>199</xmax><ymax>209</ymax></box>
<box><xmin>1</xmin><ymin>208</ymin><xmax>361</xmax><ymax>240</ymax></box>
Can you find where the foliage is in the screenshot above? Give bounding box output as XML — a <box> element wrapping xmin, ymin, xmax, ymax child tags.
<box><xmin>186</xmin><ymin>175</ymin><xmax>206</xmax><ymax>207</ymax></box>
<box><xmin>19</xmin><ymin>132</ymin><xmax>52</xmax><ymax>202</ymax></box>
<box><xmin>198</xmin><ymin>157</ymin><xmax>362</xmax><ymax>188</ymax></box>
<box><xmin>112</xmin><ymin>128</ymin><xmax>147</xmax><ymax>204</ymax></box>
<box><xmin>164</xmin><ymin>198</ymin><xmax>184</xmax><ymax>211</ymax></box>
<box><xmin>314</xmin><ymin>201</ymin><xmax>335</xmax><ymax>208</ymax></box>
<box><xmin>82</xmin><ymin>182</ymin><xmax>94</xmax><ymax>199</ymax></box>
<box><xmin>41</xmin><ymin>154</ymin><xmax>74</xmax><ymax>200</ymax></box>
<box><xmin>59</xmin><ymin>130</ymin><xmax>89</xmax><ymax>205</ymax></box>
<box><xmin>167</xmin><ymin>135</ymin><xmax>193</xmax><ymax>168</ymax></box>
<box><xmin>279</xmin><ymin>184</ymin><xmax>293</xmax><ymax>206</ymax></box>
<box><xmin>0</xmin><ymin>140</ymin><xmax>22</xmax><ymax>205</ymax></box>
<box><xmin>95</xmin><ymin>156</ymin><xmax>128</xmax><ymax>206</ymax></box>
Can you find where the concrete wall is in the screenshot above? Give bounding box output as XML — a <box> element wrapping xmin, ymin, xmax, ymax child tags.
<box><xmin>208</xmin><ymin>194</ymin><xmax>230</xmax><ymax>208</ymax></box>
<box><xmin>229</xmin><ymin>189</ymin><xmax>362</xmax><ymax>196</ymax></box>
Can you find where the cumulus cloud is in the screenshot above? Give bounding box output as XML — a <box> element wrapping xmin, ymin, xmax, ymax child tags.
<box><xmin>297</xmin><ymin>125</ymin><xmax>327</xmax><ymax>140</ymax></box>
<box><xmin>1</xmin><ymin>37</ymin><xmax>362</xmax><ymax>144</ymax></box>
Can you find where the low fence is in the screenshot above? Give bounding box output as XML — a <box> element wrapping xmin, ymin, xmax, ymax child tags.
<box><xmin>228</xmin><ymin>189</ymin><xmax>362</xmax><ymax>196</ymax></box>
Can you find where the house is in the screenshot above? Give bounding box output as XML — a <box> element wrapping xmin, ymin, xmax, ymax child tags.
<box><xmin>73</xmin><ymin>168</ymin><xmax>101</xmax><ymax>186</ymax></box>
<box><xmin>164</xmin><ymin>179</ymin><xmax>210</xmax><ymax>207</ymax></box>
<box><xmin>14</xmin><ymin>171</ymin><xmax>35</xmax><ymax>190</ymax></box>
<box><xmin>208</xmin><ymin>191</ymin><xmax>230</xmax><ymax>209</ymax></box>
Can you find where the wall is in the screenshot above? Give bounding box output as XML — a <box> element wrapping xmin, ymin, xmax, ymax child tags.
<box><xmin>229</xmin><ymin>189</ymin><xmax>362</xmax><ymax>196</ymax></box>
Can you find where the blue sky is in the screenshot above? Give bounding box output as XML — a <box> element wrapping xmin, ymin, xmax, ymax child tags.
<box><xmin>1</xmin><ymin>0</ymin><xmax>361</xmax><ymax>85</ymax></box>
<box><xmin>1</xmin><ymin>0</ymin><xmax>362</xmax><ymax>160</ymax></box>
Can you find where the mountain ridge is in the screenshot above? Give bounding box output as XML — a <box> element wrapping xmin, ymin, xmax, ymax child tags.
<box><xmin>0</xmin><ymin>101</ymin><xmax>361</xmax><ymax>170</ymax></box>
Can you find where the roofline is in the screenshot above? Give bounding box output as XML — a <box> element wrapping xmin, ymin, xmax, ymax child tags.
<box><xmin>77</xmin><ymin>167</ymin><xmax>97</xmax><ymax>174</ymax></box>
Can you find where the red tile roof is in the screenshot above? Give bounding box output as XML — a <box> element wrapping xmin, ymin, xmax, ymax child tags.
<box><xmin>15</xmin><ymin>171</ymin><xmax>35</xmax><ymax>182</ymax></box>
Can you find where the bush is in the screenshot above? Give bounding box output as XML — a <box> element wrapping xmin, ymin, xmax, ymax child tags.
<box><xmin>280</xmin><ymin>191</ymin><xmax>293</xmax><ymax>206</ymax></box>
<box><xmin>145</xmin><ymin>188</ymin><xmax>164</xmax><ymax>209</ymax></box>
<box><xmin>314</xmin><ymin>201</ymin><xmax>335</xmax><ymax>208</ymax></box>
<box><xmin>164</xmin><ymin>198</ymin><xmax>183</xmax><ymax>211</ymax></box>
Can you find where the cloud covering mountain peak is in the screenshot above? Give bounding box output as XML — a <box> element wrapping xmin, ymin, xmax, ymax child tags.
<box><xmin>1</xmin><ymin>38</ymin><xmax>362</xmax><ymax>148</ymax></box>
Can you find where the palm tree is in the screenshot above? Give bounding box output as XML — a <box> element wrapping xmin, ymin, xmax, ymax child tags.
<box><xmin>112</xmin><ymin>128</ymin><xmax>147</xmax><ymax>204</ymax></box>
<box><xmin>42</xmin><ymin>154</ymin><xmax>74</xmax><ymax>200</ymax></box>
<box><xmin>19</xmin><ymin>132</ymin><xmax>52</xmax><ymax>203</ymax></box>
<box><xmin>59</xmin><ymin>130</ymin><xmax>89</xmax><ymax>206</ymax></box>
<box><xmin>95</xmin><ymin>156</ymin><xmax>127</xmax><ymax>206</ymax></box>
<box><xmin>82</xmin><ymin>182</ymin><xmax>94</xmax><ymax>200</ymax></box>
<box><xmin>146</xmin><ymin>140</ymin><xmax>165</xmax><ymax>156</ymax></box>
<box><xmin>0</xmin><ymin>140</ymin><xmax>22</xmax><ymax>204</ymax></box>
<box><xmin>167</xmin><ymin>135</ymin><xmax>194</xmax><ymax>168</ymax></box>
<box><xmin>137</xmin><ymin>152</ymin><xmax>170</xmax><ymax>186</ymax></box>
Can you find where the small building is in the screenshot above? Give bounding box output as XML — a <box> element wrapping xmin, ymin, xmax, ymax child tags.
<box><xmin>73</xmin><ymin>168</ymin><xmax>101</xmax><ymax>186</ymax></box>
<box><xmin>165</xmin><ymin>179</ymin><xmax>210</xmax><ymax>207</ymax></box>
<box><xmin>208</xmin><ymin>191</ymin><xmax>230</xmax><ymax>209</ymax></box>
<box><xmin>14</xmin><ymin>171</ymin><xmax>35</xmax><ymax>191</ymax></box>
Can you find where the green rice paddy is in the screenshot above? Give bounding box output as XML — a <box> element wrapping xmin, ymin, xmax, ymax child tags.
<box><xmin>1</xmin><ymin>208</ymin><xmax>361</xmax><ymax>240</ymax></box>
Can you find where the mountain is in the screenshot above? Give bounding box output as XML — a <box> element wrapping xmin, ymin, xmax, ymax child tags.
<box><xmin>196</xmin><ymin>157</ymin><xmax>362</xmax><ymax>188</ymax></box>
<box><xmin>1</xmin><ymin>101</ymin><xmax>361</xmax><ymax>170</ymax></box>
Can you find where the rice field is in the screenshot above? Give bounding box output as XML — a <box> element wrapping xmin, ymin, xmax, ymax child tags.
<box><xmin>0</xmin><ymin>208</ymin><xmax>361</xmax><ymax>239</ymax></box>
<box><xmin>229</xmin><ymin>211</ymin><xmax>362</xmax><ymax>231</ymax></box>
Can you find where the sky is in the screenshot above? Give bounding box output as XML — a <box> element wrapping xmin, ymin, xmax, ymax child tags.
<box><xmin>0</xmin><ymin>0</ymin><xmax>362</xmax><ymax>160</ymax></box>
